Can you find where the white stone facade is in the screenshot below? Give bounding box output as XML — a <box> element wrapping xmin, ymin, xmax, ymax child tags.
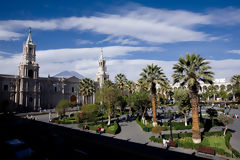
<box><xmin>0</xmin><ymin>30</ymin><xmax>99</xmax><ymax>112</ymax></box>
<box><xmin>96</xmin><ymin>49</ymin><xmax>109</xmax><ymax>88</ymax></box>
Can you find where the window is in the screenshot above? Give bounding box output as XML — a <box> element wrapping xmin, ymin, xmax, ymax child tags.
<box><xmin>29</xmin><ymin>97</ymin><xmax>33</xmax><ymax>102</ymax></box>
<box><xmin>4</xmin><ymin>85</ymin><xmax>8</xmax><ymax>91</ymax></box>
<box><xmin>28</xmin><ymin>70</ymin><xmax>33</xmax><ymax>78</ymax></box>
<box><xmin>72</xmin><ymin>87</ymin><xmax>74</xmax><ymax>92</ymax></box>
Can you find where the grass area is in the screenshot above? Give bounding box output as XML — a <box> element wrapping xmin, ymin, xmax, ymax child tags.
<box><xmin>203</xmin><ymin>136</ymin><xmax>227</xmax><ymax>151</ymax></box>
<box><xmin>150</xmin><ymin>135</ymin><xmax>232</xmax><ymax>158</ymax></box>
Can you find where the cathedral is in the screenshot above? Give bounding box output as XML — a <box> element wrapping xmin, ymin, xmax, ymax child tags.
<box><xmin>0</xmin><ymin>30</ymin><xmax>109</xmax><ymax>112</ymax></box>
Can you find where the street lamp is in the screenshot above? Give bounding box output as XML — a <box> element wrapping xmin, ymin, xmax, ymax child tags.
<box><xmin>168</xmin><ymin>113</ymin><xmax>173</xmax><ymax>141</ymax></box>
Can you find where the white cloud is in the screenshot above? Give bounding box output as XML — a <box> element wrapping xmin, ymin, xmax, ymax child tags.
<box><xmin>227</xmin><ymin>50</ymin><xmax>240</xmax><ymax>55</ymax></box>
<box><xmin>75</xmin><ymin>39</ymin><xmax>93</xmax><ymax>45</ymax></box>
<box><xmin>0</xmin><ymin>47</ymin><xmax>239</xmax><ymax>82</ymax></box>
<box><xmin>2</xmin><ymin>6</ymin><xmax>239</xmax><ymax>42</ymax></box>
<box><xmin>0</xmin><ymin>46</ymin><xmax>162</xmax><ymax>78</ymax></box>
<box><xmin>36</xmin><ymin>46</ymin><xmax>162</xmax><ymax>63</ymax></box>
<box><xmin>208</xmin><ymin>7</ymin><xmax>240</xmax><ymax>25</ymax></box>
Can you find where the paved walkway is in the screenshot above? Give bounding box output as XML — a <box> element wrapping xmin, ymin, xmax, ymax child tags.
<box><xmin>35</xmin><ymin>114</ymin><xmax>233</xmax><ymax>160</ymax></box>
<box><xmin>229</xmin><ymin>108</ymin><xmax>240</xmax><ymax>152</ymax></box>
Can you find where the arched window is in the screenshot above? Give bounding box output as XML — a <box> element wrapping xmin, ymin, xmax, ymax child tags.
<box><xmin>28</xmin><ymin>70</ymin><xmax>33</xmax><ymax>78</ymax></box>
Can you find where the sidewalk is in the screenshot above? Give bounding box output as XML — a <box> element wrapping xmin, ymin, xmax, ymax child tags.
<box><xmin>229</xmin><ymin>108</ymin><xmax>240</xmax><ymax>152</ymax></box>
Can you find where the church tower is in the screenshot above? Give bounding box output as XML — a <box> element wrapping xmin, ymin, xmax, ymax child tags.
<box><xmin>18</xmin><ymin>28</ymin><xmax>40</xmax><ymax>111</ymax></box>
<box><xmin>96</xmin><ymin>49</ymin><xmax>109</xmax><ymax>88</ymax></box>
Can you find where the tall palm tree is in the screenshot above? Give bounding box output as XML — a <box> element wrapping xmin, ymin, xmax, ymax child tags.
<box><xmin>231</xmin><ymin>74</ymin><xmax>240</xmax><ymax>85</ymax></box>
<box><xmin>140</xmin><ymin>64</ymin><xmax>166</xmax><ymax>127</ymax></box>
<box><xmin>136</xmin><ymin>78</ymin><xmax>148</xmax><ymax>91</ymax></box>
<box><xmin>125</xmin><ymin>80</ymin><xmax>136</xmax><ymax>95</ymax></box>
<box><xmin>172</xmin><ymin>53</ymin><xmax>214</xmax><ymax>144</ymax></box>
<box><xmin>79</xmin><ymin>78</ymin><xmax>95</xmax><ymax>105</ymax></box>
<box><xmin>115</xmin><ymin>73</ymin><xmax>127</xmax><ymax>93</ymax></box>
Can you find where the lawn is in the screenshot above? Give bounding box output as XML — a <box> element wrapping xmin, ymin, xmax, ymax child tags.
<box><xmin>202</xmin><ymin>136</ymin><xmax>227</xmax><ymax>151</ymax></box>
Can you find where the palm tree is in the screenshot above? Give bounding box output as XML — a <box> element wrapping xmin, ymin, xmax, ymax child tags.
<box><xmin>206</xmin><ymin>85</ymin><xmax>218</xmax><ymax>106</ymax></box>
<box><xmin>136</xmin><ymin>78</ymin><xmax>148</xmax><ymax>91</ymax></box>
<box><xmin>79</xmin><ymin>78</ymin><xmax>95</xmax><ymax>105</ymax></box>
<box><xmin>159</xmin><ymin>79</ymin><xmax>172</xmax><ymax>104</ymax></box>
<box><xmin>231</xmin><ymin>74</ymin><xmax>240</xmax><ymax>85</ymax></box>
<box><xmin>172</xmin><ymin>53</ymin><xmax>214</xmax><ymax>144</ymax></box>
<box><xmin>104</xmin><ymin>79</ymin><xmax>114</xmax><ymax>88</ymax></box>
<box><xmin>140</xmin><ymin>64</ymin><xmax>166</xmax><ymax>127</ymax></box>
<box><xmin>125</xmin><ymin>80</ymin><xmax>136</xmax><ymax>95</ymax></box>
<box><xmin>115</xmin><ymin>73</ymin><xmax>127</xmax><ymax>93</ymax></box>
<box><xmin>231</xmin><ymin>74</ymin><xmax>240</xmax><ymax>101</ymax></box>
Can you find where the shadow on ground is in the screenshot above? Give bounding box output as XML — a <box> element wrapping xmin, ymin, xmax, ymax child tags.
<box><xmin>0</xmin><ymin>115</ymin><xmax>212</xmax><ymax>160</ymax></box>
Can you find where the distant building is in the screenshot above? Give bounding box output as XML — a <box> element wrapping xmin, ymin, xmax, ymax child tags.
<box><xmin>172</xmin><ymin>78</ymin><xmax>235</xmax><ymax>101</ymax></box>
<box><xmin>0</xmin><ymin>30</ymin><xmax>106</xmax><ymax>112</ymax></box>
<box><xmin>96</xmin><ymin>49</ymin><xmax>109</xmax><ymax>88</ymax></box>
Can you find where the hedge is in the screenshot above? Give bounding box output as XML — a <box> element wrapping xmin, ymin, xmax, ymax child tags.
<box><xmin>136</xmin><ymin>116</ymin><xmax>153</xmax><ymax>132</ymax></box>
<box><xmin>162</xmin><ymin>121</ymin><xmax>204</xmax><ymax>130</ymax></box>
<box><xmin>149</xmin><ymin>136</ymin><xmax>163</xmax><ymax>143</ymax></box>
<box><xmin>78</xmin><ymin>121</ymin><xmax>121</xmax><ymax>135</ymax></box>
<box><xmin>160</xmin><ymin>131</ymin><xmax>224</xmax><ymax>139</ymax></box>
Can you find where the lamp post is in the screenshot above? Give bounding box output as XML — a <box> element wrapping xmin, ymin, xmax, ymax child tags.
<box><xmin>168</xmin><ymin>113</ymin><xmax>173</xmax><ymax>141</ymax></box>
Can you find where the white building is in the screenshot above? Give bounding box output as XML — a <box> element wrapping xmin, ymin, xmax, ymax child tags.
<box><xmin>0</xmin><ymin>30</ymin><xmax>108</xmax><ymax>112</ymax></box>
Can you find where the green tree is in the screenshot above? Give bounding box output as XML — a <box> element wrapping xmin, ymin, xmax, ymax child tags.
<box><xmin>79</xmin><ymin>78</ymin><xmax>95</xmax><ymax>105</ymax></box>
<box><xmin>116</xmin><ymin>95</ymin><xmax>127</xmax><ymax>114</ymax></box>
<box><xmin>104</xmin><ymin>79</ymin><xmax>114</xmax><ymax>88</ymax></box>
<box><xmin>206</xmin><ymin>85</ymin><xmax>218</xmax><ymax>105</ymax></box>
<box><xmin>206</xmin><ymin>108</ymin><xmax>218</xmax><ymax>125</ymax></box>
<box><xmin>218</xmin><ymin>114</ymin><xmax>234</xmax><ymax>135</ymax></box>
<box><xmin>127</xmin><ymin>90</ymin><xmax>151</xmax><ymax>124</ymax></box>
<box><xmin>231</xmin><ymin>74</ymin><xmax>240</xmax><ymax>101</ymax></box>
<box><xmin>172</xmin><ymin>53</ymin><xmax>214</xmax><ymax>144</ymax></box>
<box><xmin>125</xmin><ymin>80</ymin><xmax>136</xmax><ymax>95</ymax></box>
<box><xmin>115</xmin><ymin>73</ymin><xmax>127</xmax><ymax>93</ymax></box>
<box><xmin>218</xmin><ymin>88</ymin><xmax>229</xmax><ymax>106</ymax></box>
<box><xmin>140</xmin><ymin>64</ymin><xmax>166</xmax><ymax>127</ymax></box>
<box><xmin>96</xmin><ymin>86</ymin><xmax>120</xmax><ymax>125</ymax></box>
<box><xmin>136</xmin><ymin>78</ymin><xmax>148</xmax><ymax>91</ymax></box>
<box><xmin>173</xmin><ymin>88</ymin><xmax>191</xmax><ymax>126</ymax></box>
<box><xmin>56</xmin><ymin>99</ymin><xmax>69</xmax><ymax>117</ymax></box>
<box><xmin>161</xmin><ymin>79</ymin><xmax>172</xmax><ymax>104</ymax></box>
<box><xmin>80</xmin><ymin>104</ymin><xmax>100</xmax><ymax>124</ymax></box>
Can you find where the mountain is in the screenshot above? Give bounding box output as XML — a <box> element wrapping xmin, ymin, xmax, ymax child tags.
<box><xmin>54</xmin><ymin>71</ymin><xmax>84</xmax><ymax>79</ymax></box>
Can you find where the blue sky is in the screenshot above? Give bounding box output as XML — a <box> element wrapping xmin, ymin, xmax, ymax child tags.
<box><xmin>0</xmin><ymin>0</ymin><xmax>240</xmax><ymax>81</ymax></box>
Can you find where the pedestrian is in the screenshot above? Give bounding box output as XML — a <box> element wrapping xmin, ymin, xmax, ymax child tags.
<box><xmin>163</xmin><ymin>139</ymin><xmax>166</xmax><ymax>148</ymax></box>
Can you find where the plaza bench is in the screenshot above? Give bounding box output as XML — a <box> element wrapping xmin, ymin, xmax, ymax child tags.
<box><xmin>198</xmin><ymin>146</ymin><xmax>215</xmax><ymax>156</ymax></box>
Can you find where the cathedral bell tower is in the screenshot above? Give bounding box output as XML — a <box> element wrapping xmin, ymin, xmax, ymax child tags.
<box><xmin>96</xmin><ymin>48</ymin><xmax>109</xmax><ymax>88</ymax></box>
<box><xmin>18</xmin><ymin>28</ymin><xmax>40</xmax><ymax>111</ymax></box>
<box><xmin>19</xmin><ymin>28</ymin><xmax>39</xmax><ymax>78</ymax></box>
